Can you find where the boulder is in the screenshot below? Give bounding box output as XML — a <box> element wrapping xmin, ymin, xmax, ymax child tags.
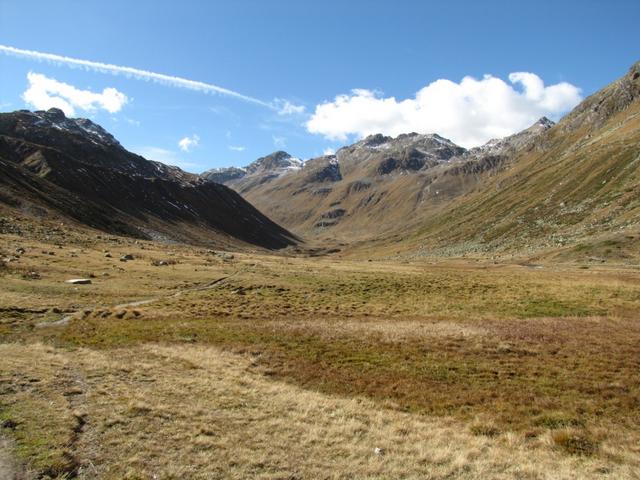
<box><xmin>65</xmin><ymin>278</ymin><xmax>92</xmax><ymax>285</ymax></box>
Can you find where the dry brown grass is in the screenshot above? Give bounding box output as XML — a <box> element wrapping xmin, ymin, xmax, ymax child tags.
<box><xmin>2</xmin><ymin>342</ymin><xmax>638</xmax><ymax>479</ymax></box>
<box><xmin>2</xmin><ymin>228</ymin><xmax>640</xmax><ymax>478</ymax></box>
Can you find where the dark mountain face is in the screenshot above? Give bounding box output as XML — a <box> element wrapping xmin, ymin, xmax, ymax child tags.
<box><xmin>0</xmin><ymin>108</ymin><xmax>297</xmax><ymax>249</ymax></box>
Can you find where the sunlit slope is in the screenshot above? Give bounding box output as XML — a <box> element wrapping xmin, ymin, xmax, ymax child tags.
<box><xmin>396</xmin><ymin>62</ymin><xmax>640</xmax><ymax>259</ymax></box>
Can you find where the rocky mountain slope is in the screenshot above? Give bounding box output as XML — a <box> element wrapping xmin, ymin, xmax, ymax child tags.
<box><xmin>201</xmin><ymin>151</ymin><xmax>303</xmax><ymax>192</ymax></box>
<box><xmin>0</xmin><ymin>109</ymin><xmax>297</xmax><ymax>249</ymax></box>
<box><xmin>205</xmin><ymin>117</ymin><xmax>554</xmax><ymax>243</ymax></box>
<box><xmin>204</xmin><ymin>62</ymin><xmax>640</xmax><ymax>261</ymax></box>
<box><xmin>391</xmin><ymin>61</ymin><xmax>640</xmax><ymax>260</ymax></box>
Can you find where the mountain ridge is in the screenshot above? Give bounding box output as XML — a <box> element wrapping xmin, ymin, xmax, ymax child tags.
<box><xmin>0</xmin><ymin>108</ymin><xmax>298</xmax><ymax>250</ymax></box>
<box><xmin>204</xmin><ymin>116</ymin><xmax>556</xmax><ymax>243</ymax></box>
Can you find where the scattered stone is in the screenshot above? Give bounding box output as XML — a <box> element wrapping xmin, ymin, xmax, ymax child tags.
<box><xmin>374</xmin><ymin>447</ymin><xmax>385</xmax><ymax>456</ymax></box>
<box><xmin>120</xmin><ymin>254</ymin><xmax>134</xmax><ymax>262</ymax></box>
<box><xmin>218</xmin><ymin>252</ymin><xmax>235</xmax><ymax>260</ymax></box>
<box><xmin>104</xmin><ymin>252</ymin><xmax>112</xmax><ymax>258</ymax></box>
<box><xmin>1</xmin><ymin>419</ymin><xmax>17</xmax><ymax>430</ymax></box>
<box><xmin>65</xmin><ymin>278</ymin><xmax>92</xmax><ymax>285</ymax></box>
<box><xmin>21</xmin><ymin>271</ymin><xmax>41</xmax><ymax>280</ymax></box>
<box><xmin>15</xmin><ymin>247</ymin><xmax>25</xmax><ymax>255</ymax></box>
<box><xmin>152</xmin><ymin>260</ymin><xmax>169</xmax><ymax>266</ymax></box>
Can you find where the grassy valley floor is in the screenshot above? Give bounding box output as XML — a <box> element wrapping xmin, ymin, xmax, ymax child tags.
<box><xmin>1</xmin><ymin>229</ymin><xmax>639</xmax><ymax>478</ymax></box>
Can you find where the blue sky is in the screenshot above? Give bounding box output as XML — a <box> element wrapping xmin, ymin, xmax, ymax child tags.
<box><xmin>1</xmin><ymin>0</ymin><xmax>638</xmax><ymax>173</ymax></box>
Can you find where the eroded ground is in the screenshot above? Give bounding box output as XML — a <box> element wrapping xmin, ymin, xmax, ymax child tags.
<box><xmin>1</xmin><ymin>229</ymin><xmax>639</xmax><ymax>479</ymax></box>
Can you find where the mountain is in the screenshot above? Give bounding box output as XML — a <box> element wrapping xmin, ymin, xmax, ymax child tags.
<box><xmin>389</xmin><ymin>61</ymin><xmax>640</xmax><ymax>260</ymax></box>
<box><xmin>204</xmin><ymin>62</ymin><xmax>640</xmax><ymax>261</ymax></box>
<box><xmin>201</xmin><ymin>151</ymin><xmax>303</xmax><ymax>192</ymax></box>
<box><xmin>204</xmin><ymin>119</ymin><xmax>553</xmax><ymax>243</ymax></box>
<box><xmin>0</xmin><ymin>109</ymin><xmax>297</xmax><ymax>249</ymax></box>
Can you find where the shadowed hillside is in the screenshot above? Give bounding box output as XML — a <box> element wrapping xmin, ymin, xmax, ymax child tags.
<box><xmin>0</xmin><ymin>109</ymin><xmax>298</xmax><ymax>250</ymax></box>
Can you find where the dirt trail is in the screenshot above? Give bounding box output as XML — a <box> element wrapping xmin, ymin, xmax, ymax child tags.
<box><xmin>36</xmin><ymin>266</ymin><xmax>250</xmax><ymax>328</ymax></box>
<box><xmin>0</xmin><ymin>435</ymin><xmax>30</xmax><ymax>480</ymax></box>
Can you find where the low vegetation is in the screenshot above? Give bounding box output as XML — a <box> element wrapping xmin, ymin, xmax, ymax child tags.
<box><xmin>1</xmin><ymin>224</ymin><xmax>639</xmax><ymax>478</ymax></box>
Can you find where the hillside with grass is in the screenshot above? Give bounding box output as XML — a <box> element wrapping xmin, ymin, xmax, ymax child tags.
<box><xmin>382</xmin><ymin>62</ymin><xmax>640</xmax><ymax>261</ymax></box>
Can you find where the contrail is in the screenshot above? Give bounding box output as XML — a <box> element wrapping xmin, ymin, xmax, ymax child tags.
<box><xmin>0</xmin><ymin>44</ymin><xmax>272</xmax><ymax>108</ymax></box>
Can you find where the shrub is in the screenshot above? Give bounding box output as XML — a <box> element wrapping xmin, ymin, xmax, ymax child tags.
<box><xmin>552</xmin><ymin>430</ymin><xmax>597</xmax><ymax>456</ymax></box>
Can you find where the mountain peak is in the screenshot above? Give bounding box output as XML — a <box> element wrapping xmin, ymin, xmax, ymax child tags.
<box><xmin>362</xmin><ymin>133</ymin><xmax>392</xmax><ymax>147</ymax></box>
<box><xmin>246</xmin><ymin>151</ymin><xmax>303</xmax><ymax>174</ymax></box>
<box><xmin>201</xmin><ymin>150</ymin><xmax>303</xmax><ymax>186</ymax></box>
<box><xmin>6</xmin><ymin>109</ymin><xmax>122</xmax><ymax>149</ymax></box>
<box><xmin>536</xmin><ymin>116</ymin><xmax>555</xmax><ymax>128</ymax></box>
<box><xmin>44</xmin><ymin>107</ymin><xmax>66</xmax><ymax>122</ymax></box>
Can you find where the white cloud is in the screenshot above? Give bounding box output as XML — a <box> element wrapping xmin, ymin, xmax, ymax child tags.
<box><xmin>136</xmin><ymin>146</ymin><xmax>199</xmax><ymax>170</ymax></box>
<box><xmin>178</xmin><ymin>134</ymin><xmax>200</xmax><ymax>152</ymax></box>
<box><xmin>1</xmin><ymin>44</ymin><xmax>270</xmax><ymax>107</ymax></box>
<box><xmin>274</xmin><ymin>98</ymin><xmax>306</xmax><ymax>115</ymax></box>
<box><xmin>323</xmin><ymin>147</ymin><xmax>335</xmax><ymax>155</ymax></box>
<box><xmin>272</xmin><ymin>135</ymin><xmax>286</xmax><ymax>148</ymax></box>
<box><xmin>22</xmin><ymin>72</ymin><xmax>128</xmax><ymax>117</ymax></box>
<box><xmin>228</xmin><ymin>145</ymin><xmax>245</xmax><ymax>152</ymax></box>
<box><xmin>306</xmin><ymin>72</ymin><xmax>582</xmax><ymax>148</ymax></box>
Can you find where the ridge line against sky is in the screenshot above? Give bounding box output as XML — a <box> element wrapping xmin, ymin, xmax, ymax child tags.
<box><xmin>0</xmin><ymin>44</ymin><xmax>273</xmax><ymax>109</ymax></box>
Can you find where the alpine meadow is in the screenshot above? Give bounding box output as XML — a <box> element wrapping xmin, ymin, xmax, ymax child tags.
<box><xmin>1</xmin><ymin>1</ymin><xmax>639</xmax><ymax>479</ymax></box>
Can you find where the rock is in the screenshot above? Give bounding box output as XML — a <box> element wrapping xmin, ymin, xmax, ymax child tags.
<box><xmin>120</xmin><ymin>254</ymin><xmax>134</xmax><ymax>262</ymax></box>
<box><xmin>65</xmin><ymin>278</ymin><xmax>92</xmax><ymax>285</ymax></box>
<box><xmin>374</xmin><ymin>447</ymin><xmax>385</xmax><ymax>455</ymax></box>
<box><xmin>218</xmin><ymin>252</ymin><xmax>235</xmax><ymax>260</ymax></box>
<box><xmin>15</xmin><ymin>247</ymin><xmax>25</xmax><ymax>255</ymax></box>
<box><xmin>104</xmin><ymin>252</ymin><xmax>112</xmax><ymax>258</ymax></box>
<box><xmin>44</xmin><ymin>107</ymin><xmax>66</xmax><ymax>122</ymax></box>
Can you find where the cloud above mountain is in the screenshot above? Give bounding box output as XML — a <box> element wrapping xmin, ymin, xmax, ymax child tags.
<box><xmin>178</xmin><ymin>134</ymin><xmax>200</xmax><ymax>152</ymax></box>
<box><xmin>22</xmin><ymin>72</ymin><xmax>128</xmax><ymax>117</ymax></box>
<box><xmin>306</xmin><ymin>72</ymin><xmax>582</xmax><ymax>148</ymax></box>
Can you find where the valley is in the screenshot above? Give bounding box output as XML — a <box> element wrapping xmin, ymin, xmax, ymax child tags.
<box><xmin>0</xmin><ymin>40</ymin><xmax>638</xmax><ymax>480</ymax></box>
<box><xmin>1</xmin><ymin>217</ymin><xmax>640</xmax><ymax>478</ymax></box>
